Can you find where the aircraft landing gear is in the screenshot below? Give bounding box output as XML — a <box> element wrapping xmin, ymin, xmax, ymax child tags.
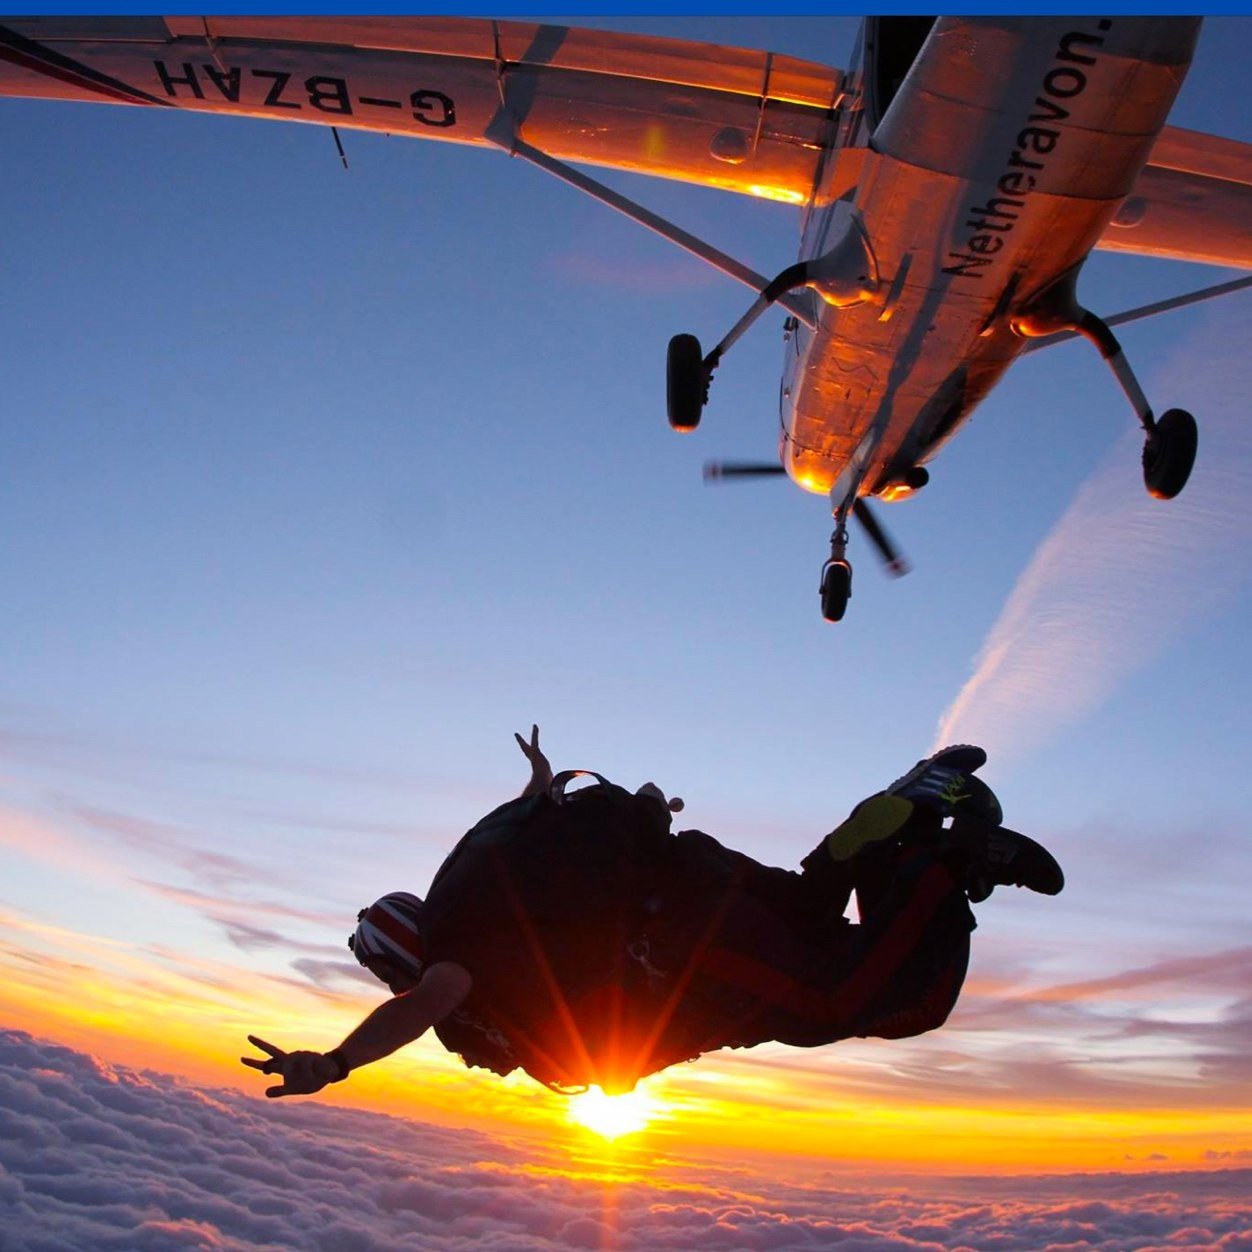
<box><xmin>1142</xmin><ymin>407</ymin><xmax>1198</xmax><ymax>500</ymax></box>
<box><xmin>666</xmin><ymin>333</ymin><xmax>709</xmax><ymax>432</ymax></box>
<box><xmin>816</xmin><ymin>497</ymin><xmax>908</xmax><ymax>623</ymax></box>
<box><xmin>666</xmin><ymin>219</ymin><xmax>882</xmax><ymax>434</ymax></box>
<box><xmin>1015</xmin><ymin>268</ymin><xmax>1199</xmax><ymax>500</ymax></box>
<box><xmin>820</xmin><ymin>514</ymin><xmax>854</xmax><ymax>622</ymax></box>
<box><xmin>666</xmin><ymin>260</ymin><xmax>809</xmax><ymax>433</ymax></box>
<box><xmin>820</xmin><ymin>532</ymin><xmax>854</xmax><ymax>624</ymax></box>
<box><xmin>1075</xmin><ymin>311</ymin><xmax>1200</xmax><ymax>500</ymax></box>
<box><xmin>820</xmin><ymin>560</ymin><xmax>853</xmax><ymax>623</ymax></box>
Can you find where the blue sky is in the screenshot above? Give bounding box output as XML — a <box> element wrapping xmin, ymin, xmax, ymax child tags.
<box><xmin>1</xmin><ymin>15</ymin><xmax>1250</xmax><ymax>1172</ymax></box>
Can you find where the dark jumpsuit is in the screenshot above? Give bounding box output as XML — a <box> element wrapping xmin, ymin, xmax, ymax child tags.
<box><xmin>423</xmin><ymin>787</ymin><xmax>975</xmax><ymax>1093</ymax></box>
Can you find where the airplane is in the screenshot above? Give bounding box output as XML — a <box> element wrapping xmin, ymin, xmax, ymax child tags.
<box><xmin>3</xmin><ymin>16</ymin><xmax>1250</xmax><ymax>621</ymax></box>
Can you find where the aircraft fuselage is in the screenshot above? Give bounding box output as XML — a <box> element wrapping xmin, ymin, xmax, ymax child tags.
<box><xmin>782</xmin><ymin>16</ymin><xmax>1201</xmax><ymax>501</ymax></box>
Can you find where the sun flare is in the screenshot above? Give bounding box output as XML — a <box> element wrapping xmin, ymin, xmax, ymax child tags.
<box><xmin>567</xmin><ymin>1088</ymin><xmax>656</xmax><ymax>1140</ymax></box>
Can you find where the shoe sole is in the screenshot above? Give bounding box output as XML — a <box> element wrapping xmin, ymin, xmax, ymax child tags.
<box><xmin>886</xmin><ymin>745</ymin><xmax>988</xmax><ymax>797</ymax></box>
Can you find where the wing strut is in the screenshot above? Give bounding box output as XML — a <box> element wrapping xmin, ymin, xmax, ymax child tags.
<box><xmin>485</xmin><ymin>127</ymin><xmax>819</xmax><ymax>329</ymax></box>
<box><xmin>1023</xmin><ymin>274</ymin><xmax>1252</xmax><ymax>353</ymax></box>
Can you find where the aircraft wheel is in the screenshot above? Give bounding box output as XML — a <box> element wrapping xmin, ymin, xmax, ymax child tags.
<box><xmin>820</xmin><ymin>560</ymin><xmax>852</xmax><ymax>623</ymax></box>
<box><xmin>1143</xmin><ymin>408</ymin><xmax>1197</xmax><ymax>500</ymax></box>
<box><xmin>667</xmin><ymin>334</ymin><xmax>706</xmax><ymax>432</ymax></box>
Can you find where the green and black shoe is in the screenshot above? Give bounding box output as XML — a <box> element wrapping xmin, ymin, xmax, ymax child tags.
<box><xmin>886</xmin><ymin>745</ymin><xmax>1003</xmax><ymax>826</ymax></box>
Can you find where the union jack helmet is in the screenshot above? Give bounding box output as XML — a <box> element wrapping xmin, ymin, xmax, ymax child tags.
<box><xmin>348</xmin><ymin>891</ymin><xmax>425</xmax><ymax>977</ymax></box>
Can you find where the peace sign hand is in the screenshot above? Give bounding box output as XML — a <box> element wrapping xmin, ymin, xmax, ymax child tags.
<box><xmin>514</xmin><ymin>724</ymin><xmax>553</xmax><ymax>796</ymax></box>
<box><xmin>241</xmin><ymin>1035</ymin><xmax>338</xmax><ymax>1099</ymax></box>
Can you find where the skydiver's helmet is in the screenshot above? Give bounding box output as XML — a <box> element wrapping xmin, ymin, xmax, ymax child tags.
<box><xmin>348</xmin><ymin>891</ymin><xmax>425</xmax><ymax>984</ymax></box>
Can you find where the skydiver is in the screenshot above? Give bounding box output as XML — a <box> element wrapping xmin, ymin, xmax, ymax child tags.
<box><xmin>242</xmin><ymin>727</ymin><xmax>1063</xmax><ymax>1099</ymax></box>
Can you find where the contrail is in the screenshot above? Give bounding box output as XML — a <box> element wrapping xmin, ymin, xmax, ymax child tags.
<box><xmin>935</xmin><ymin>306</ymin><xmax>1252</xmax><ymax>765</ymax></box>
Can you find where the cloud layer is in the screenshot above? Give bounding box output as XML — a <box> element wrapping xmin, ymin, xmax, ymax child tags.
<box><xmin>2</xmin><ymin>1030</ymin><xmax>1249</xmax><ymax>1252</ymax></box>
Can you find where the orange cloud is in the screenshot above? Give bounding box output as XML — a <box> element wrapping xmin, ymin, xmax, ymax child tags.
<box><xmin>1027</xmin><ymin>946</ymin><xmax>1252</xmax><ymax>1003</ymax></box>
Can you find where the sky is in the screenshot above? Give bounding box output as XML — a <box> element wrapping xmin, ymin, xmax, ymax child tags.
<box><xmin>1</xmin><ymin>12</ymin><xmax>1251</xmax><ymax>1246</ymax></box>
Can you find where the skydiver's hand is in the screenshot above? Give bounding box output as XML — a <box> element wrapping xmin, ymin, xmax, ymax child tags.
<box><xmin>515</xmin><ymin>724</ymin><xmax>553</xmax><ymax>797</ymax></box>
<box><xmin>240</xmin><ymin>1035</ymin><xmax>341</xmax><ymax>1099</ymax></box>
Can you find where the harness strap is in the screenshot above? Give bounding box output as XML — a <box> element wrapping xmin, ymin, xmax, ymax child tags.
<box><xmin>548</xmin><ymin>769</ymin><xmax>613</xmax><ymax>802</ymax></box>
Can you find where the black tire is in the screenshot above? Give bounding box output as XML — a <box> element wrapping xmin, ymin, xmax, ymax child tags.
<box><xmin>667</xmin><ymin>333</ymin><xmax>705</xmax><ymax>432</ymax></box>
<box><xmin>820</xmin><ymin>561</ymin><xmax>852</xmax><ymax>623</ymax></box>
<box><xmin>1143</xmin><ymin>408</ymin><xmax>1198</xmax><ymax>500</ymax></box>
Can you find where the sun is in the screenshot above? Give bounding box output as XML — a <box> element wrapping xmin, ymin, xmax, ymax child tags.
<box><xmin>566</xmin><ymin>1088</ymin><xmax>657</xmax><ymax>1140</ymax></box>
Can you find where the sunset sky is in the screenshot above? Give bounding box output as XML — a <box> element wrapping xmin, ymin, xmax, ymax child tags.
<box><xmin>2</xmin><ymin>12</ymin><xmax>1250</xmax><ymax>1246</ymax></box>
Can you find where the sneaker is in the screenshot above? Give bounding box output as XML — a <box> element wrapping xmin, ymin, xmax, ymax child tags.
<box><xmin>947</xmin><ymin>817</ymin><xmax>1064</xmax><ymax>902</ymax></box>
<box><xmin>886</xmin><ymin>745</ymin><xmax>1003</xmax><ymax>825</ymax></box>
<box><xmin>817</xmin><ymin>793</ymin><xmax>916</xmax><ymax>864</ymax></box>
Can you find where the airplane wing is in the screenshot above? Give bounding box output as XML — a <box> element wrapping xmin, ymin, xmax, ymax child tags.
<box><xmin>0</xmin><ymin>16</ymin><xmax>843</xmax><ymax>205</ymax></box>
<box><xmin>1096</xmin><ymin>125</ymin><xmax>1252</xmax><ymax>269</ymax></box>
<box><xmin>8</xmin><ymin>18</ymin><xmax>1246</xmax><ymax>269</ymax></box>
